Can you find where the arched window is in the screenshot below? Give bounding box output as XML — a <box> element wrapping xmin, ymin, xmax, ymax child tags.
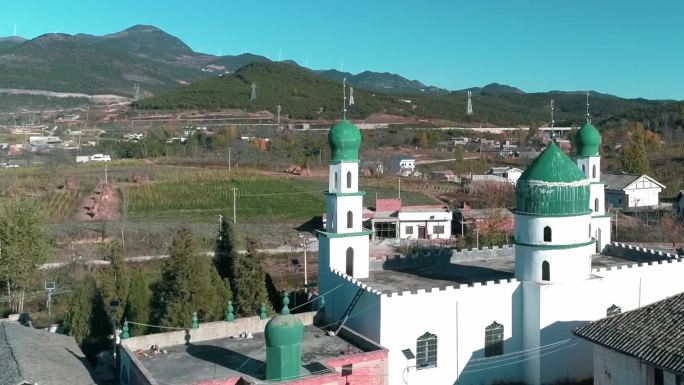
<box><xmin>582</xmin><ymin>164</ymin><xmax>586</xmax><ymax>173</ymax></box>
<box><xmin>594</xmin><ymin>198</ymin><xmax>599</xmax><ymax>213</ymax></box>
<box><xmin>347</xmin><ymin>210</ymin><xmax>353</xmax><ymax>229</ymax></box>
<box><xmin>334</xmin><ymin>171</ymin><xmax>338</xmax><ymax>189</ymax></box>
<box><xmin>542</xmin><ymin>261</ymin><xmax>550</xmax><ymax>281</ymax></box>
<box><xmin>346</xmin><ymin>171</ymin><xmax>352</xmax><ymax>189</ymax></box>
<box><xmin>345</xmin><ymin>247</ymin><xmax>354</xmax><ymax>276</ymax></box>
<box><xmin>592</xmin><ymin>165</ymin><xmax>597</xmax><ymax>179</ymax></box>
<box><xmin>606</xmin><ymin>304</ymin><xmax>621</xmax><ymax>316</ymax></box>
<box><xmin>416</xmin><ymin>332</ymin><xmax>437</xmax><ymax>369</ymax></box>
<box><xmin>485</xmin><ymin>322</ymin><xmax>504</xmax><ymax>357</ymax></box>
<box><xmin>543</xmin><ymin>226</ymin><xmax>552</xmax><ymax>242</ymax></box>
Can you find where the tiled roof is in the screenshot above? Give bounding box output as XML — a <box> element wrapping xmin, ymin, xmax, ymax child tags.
<box><xmin>601</xmin><ymin>173</ymin><xmax>641</xmax><ymax>191</ymax></box>
<box><xmin>0</xmin><ymin>321</ymin><xmax>96</xmax><ymax>385</ymax></box>
<box><xmin>399</xmin><ymin>205</ymin><xmax>449</xmax><ymax>213</ymax></box>
<box><xmin>376</xmin><ymin>198</ymin><xmax>402</xmax><ymax>212</ymax></box>
<box><xmin>573</xmin><ymin>292</ymin><xmax>684</xmax><ymax>374</ymax></box>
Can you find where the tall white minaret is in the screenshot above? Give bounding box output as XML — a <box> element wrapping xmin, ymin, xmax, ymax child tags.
<box><xmin>317</xmin><ymin>82</ymin><xmax>371</xmax><ymax>280</ymax></box>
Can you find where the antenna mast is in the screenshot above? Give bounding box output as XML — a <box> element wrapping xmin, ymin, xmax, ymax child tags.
<box><xmin>586</xmin><ymin>91</ymin><xmax>590</xmax><ymax>122</ymax></box>
<box><xmin>467</xmin><ymin>91</ymin><xmax>473</xmax><ymax>115</ymax></box>
<box><xmin>342</xmin><ymin>78</ymin><xmax>347</xmax><ymax>119</ymax></box>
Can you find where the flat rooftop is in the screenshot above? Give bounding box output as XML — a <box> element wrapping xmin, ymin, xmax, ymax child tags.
<box><xmin>361</xmin><ymin>253</ymin><xmax>642</xmax><ymax>293</ymax></box>
<box><xmin>137</xmin><ymin>325</ymin><xmax>368</xmax><ymax>385</ymax></box>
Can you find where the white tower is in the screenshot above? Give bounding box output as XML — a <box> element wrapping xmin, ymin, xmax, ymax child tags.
<box><xmin>574</xmin><ymin>120</ymin><xmax>611</xmax><ymax>252</ymax></box>
<box><xmin>318</xmin><ymin>119</ymin><xmax>371</xmax><ymax>280</ymax></box>
<box><xmin>514</xmin><ymin>142</ymin><xmax>595</xmax><ymax>284</ymax></box>
<box><xmin>466</xmin><ymin>91</ymin><xmax>473</xmax><ymax>115</ymax></box>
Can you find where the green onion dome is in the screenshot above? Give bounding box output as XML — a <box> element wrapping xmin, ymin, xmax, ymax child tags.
<box><xmin>516</xmin><ymin>142</ymin><xmax>590</xmax><ymax>216</ymax></box>
<box><xmin>328</xmin><ymin>119</ymin><xmax>361</xmax><ymax>162</ymax></box>
<box><xmin>575</xmin><ymin>121</ymin><xmax>601</xmax><ymax>156</ymax></box>
<box><xmin>264</xmin><ymin>295</ymin><xmax>303</xmax><ymax>348</ymax></box>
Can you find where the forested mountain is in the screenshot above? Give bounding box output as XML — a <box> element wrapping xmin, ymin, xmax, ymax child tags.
<box><xmin>0</xmin><ymin>25</ymin><xmax>440</xmax><ymax>96</ymax></box>
<box><xmin>135</xmin><ymin>61</ymin><xmax>684</xmax><ymax>127</ymax></box>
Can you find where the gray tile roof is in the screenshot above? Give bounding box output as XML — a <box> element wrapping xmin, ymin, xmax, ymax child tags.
<box><xmin>601</xmin><ymin>173</ymin><xmax>640</xmax><ymax>191</ymax></box>
<box><xmin>573</xmin><ymin>292</ymin><xmax>684</xmax><ymax>374</ymax></box>
<box><xmin>0</xmin><ymin>321</ymin><xmax>97</xmax><ymax>385</ymax></box>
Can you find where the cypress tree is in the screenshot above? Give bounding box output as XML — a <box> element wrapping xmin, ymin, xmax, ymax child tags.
<box><xmin>63</xmin><ymin>276</ymin><xmax>98</xmax><ymax>345</ymax></box>
<box><xmin>231</xmin><ymin>238</ymin><xmax>270</xmax><ymax>317</ymax></box>
<box><xmin>154</xmin><ymin>227</ymin><xmax>231</xmax><ymax>328</ymax></box>
<box><xmin>100</xmin><ymin>241</ymin><xmax>131</xmax><ymax>324</ymax></box>
<box><xmin>214</xmin><ymin>217</ymin><xmax>238</xmax><ymax>282</ymax></box>
<box><xmin>124</xmin><ymin>270</ymin><xmax>152</xmax><ymax>336</ymax></box>
<box><xmin>621</xmin><ymin>123</ymin><xmax>650</xmax><ymax>174</ymax></box>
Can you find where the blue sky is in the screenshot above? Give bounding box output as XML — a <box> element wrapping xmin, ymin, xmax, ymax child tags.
<box><xmin>2</xmin><ymin>0</ymin><xmax>683</xmax><ymax>100</ymax></box>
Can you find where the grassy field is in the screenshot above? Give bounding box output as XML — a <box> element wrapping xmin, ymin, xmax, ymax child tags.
<box><xmin>0</xmin><ymin>162</ymin><xmax>440</xmax><ymax>258</ymax></box>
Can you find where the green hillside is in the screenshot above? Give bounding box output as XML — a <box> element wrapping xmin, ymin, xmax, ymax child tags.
<box><xmin>133</xmin><ymin>62</ymin><xmax>413</xmax><ymax>120</ymax></box>
<box><xmin>134</xmin><ymin>62</ymin><xmax>684</xmax><ymax>127</ymax></box>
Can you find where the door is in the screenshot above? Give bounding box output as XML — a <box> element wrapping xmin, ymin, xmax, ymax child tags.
<box><xmin>418</xmin><ymin>226</ymin><xmax>427</xmax><ymax>239</ymax></box>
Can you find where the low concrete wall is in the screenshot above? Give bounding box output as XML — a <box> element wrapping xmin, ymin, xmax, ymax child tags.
<box><xmin>369</xmin><ymin>245</ymin><xmax>514</xmax><ymax>270</ymax></box>
<box><xmin>450</xmin><ymin>244</ymin><xmax>514</xmax><ymax>262</ymax></box>
<box><xmin>603</xmin><ymin>242</ymin><xmax>679</xmax><ymax>262</ymax></box>
<box><xmin>121</xmin><ymin>312</ymin><xmax>316</xmax><ymax>351</ymax></box>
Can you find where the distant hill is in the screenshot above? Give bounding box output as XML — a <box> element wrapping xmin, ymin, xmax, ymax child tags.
<box><xmin>135</xmin><ymin>61</ymin><xmax>684</xmax><ymax>127</ymax></box>
<box><xmin>0</xmin><ymin>25</ymin><xmax>444</xmax><ymax>96</ymax></box>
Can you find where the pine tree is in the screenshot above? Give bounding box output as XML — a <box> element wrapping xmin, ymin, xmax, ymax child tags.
<box><xmin>154</xmin><ymin>227</ymin><xmax>231</xmax><ymax>328</ymax></box>
<box><xmin>231</xmin><ymin>238</ymin><xmax>270</xmax><ymax>317</ymax></box>
<box><xmin>214</xmin><ymin>216</ymin><xmax>238</xmax><ymax>281</ymax></box>
<box><xmin>123</xmin><ymin>270</ymin><xmax>152</xmax><ymax>336</ymax></box>
<box><xmin>100</xmin><ymin>241</ymin><xmax>131</xmax><ymax>324</ymax></box>
<box><xmin>621</xmin><ymin>123</ymin><xmax>650</xmax><ymax>174</ymax></box>
<box><xmin>419</xmin><ymin>132</ymin><xmax>429</xmax><ymax>149</ymax></box>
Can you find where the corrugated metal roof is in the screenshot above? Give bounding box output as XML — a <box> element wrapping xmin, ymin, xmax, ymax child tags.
<box><xmin>573</xmin><ymin>292</ymin><xmax>684</xmax><ymax>373</ymax></box>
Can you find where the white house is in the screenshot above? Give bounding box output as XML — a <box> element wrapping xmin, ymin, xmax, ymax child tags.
<box><xmin>317</xmin><ymin>120</ymin><xmax>684</xmax><ymax>385</ymax></box>
<box><xmin>574</xmin><ymin>292</ymin><xmax>684</xmax><ymax>385</ymax></box>
<box><xmin>394</xmin><ymin>156</ymin><xmax>416</xmax><ymax>175</ymax></box>
<box><xmin>486</xmin><ymin>167</ymin><xmax>523</xmax><ymax>185</ymax></box>
<box><xmin>370</xmin><ymin>198</ymin><xmax>452</xmax><ymax>240</ymax></box>
<box><xmin>602</xmin><ymin>173</ymin><xmax>665</xmax><ymax>208</ymax></box>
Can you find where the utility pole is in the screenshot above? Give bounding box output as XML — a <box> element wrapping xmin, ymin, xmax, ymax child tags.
<box><xmin>398</xmin><ymin>178</ymin><xmax>401</xmax><ymax>199</ymax></box>
<box><xmin>299</xmin><ymin>234</ymin><xmax>314</xmax><ymax>293</ymax></box>
<box><xmin>218</xmin><ymin>214</ymin><xmax>224</xmax><ymax>240</ymax></box>
<box><xmin>104</xmin><ymin>163</ymin><xmax>108</xmax><ymax>184</ymax></box>
<box><xmin>232</xmin><ymin>188</ymin><xmax>237</xmax><ymax>224</ymax></box>
<box><xmin>228</xmin><ymin>147</ymin><xmax>231</xmax><ymax>172</ymax></box>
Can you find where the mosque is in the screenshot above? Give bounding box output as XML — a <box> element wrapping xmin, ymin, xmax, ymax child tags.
<box><xmin>318</xmin><ymin>118</ymin><xmax>684</xmax><ymax>385</ymax></box>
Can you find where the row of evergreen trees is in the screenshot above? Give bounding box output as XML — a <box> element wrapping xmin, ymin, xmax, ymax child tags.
<box><xmin>62</xmin><ymin>219</ymin><xmax>270</xmax><ymax>354</ymax></box>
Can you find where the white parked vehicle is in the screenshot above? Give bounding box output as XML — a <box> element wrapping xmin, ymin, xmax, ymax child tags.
<box><xmin>76</xmin><ymin>154</ymin><xmax>112</xmax><ymax>163</ymax></box>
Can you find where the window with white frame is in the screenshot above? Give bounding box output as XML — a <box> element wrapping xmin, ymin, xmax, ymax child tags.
<box><xmin>485</xmin><ymin>322</ymin><xmax>504</xmax><ymax>357</ymax></box>
<box><xmin>405</xmin><ymin>226</ymin><xmax>414</xmax><ymax>235</ymax></box>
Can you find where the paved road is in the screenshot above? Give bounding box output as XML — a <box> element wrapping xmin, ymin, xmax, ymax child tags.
<box><xmin>39</xmin><ymin>242</ymin><xmax>320</xmax><ymax>270</ymax></box>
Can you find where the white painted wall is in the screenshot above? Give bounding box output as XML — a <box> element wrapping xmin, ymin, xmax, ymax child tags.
<box><xmin>591</xmin><ymin>216</ymin><xmax>611</xmax><ymax>253</ymax></box>
<box><xmin>576</xmin><ymin>156</ymin><xmax>601</xmax><ymax>182</ymax></box>
<box><xmin>329</xmin><ymin>162</ymin><xmax>359</xmax><ymax>193</ymax></box>
<box><xmin>515</xmin><ymin>243</ymin><xmax>594</xmax><ymax>284</ymax></box>
<box><xmin>514</xmin><ymin>214</ymin><xmax>591</xmax><ymax>245</ymax></box>
<box><xmin>326</xmin><ymin>195</ymin><xmax>364</xmax><ymax>234</ymax></box>
<box><xmin>398</xmin><ymin>211</ymin><xmax>452</xmax><ymax>239</ymax></box>
<box><xmin>320</xmin><ymin>235</ymin><xmax>370</xmax><ymax>279</ymax></box>
<box><xmin>590</xmin><ymin>183</ymin><xmax>606</xmax><ymax>215</ymax></box>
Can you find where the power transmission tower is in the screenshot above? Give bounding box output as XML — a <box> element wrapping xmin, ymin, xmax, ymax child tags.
<box><xmin>586</xmin><ymin>91</ymin><xmax>591</xmax><ymax>122</ymax></box>
<box><xmin>134</xmin><ymin>83</ymin><xmax>140</xmax><ymax>101</ymax></box>
<box><xmin>467</xmin><ymin>91</ymin><xmax>473</xmax><ymax>115</ymax></box>
<box><xmin>349</xmin><ymin>87</ymin><xmax>355</xmax><ymax>106</ymax></box>
<box><xmin>250</xmin><ymin>83</ymin><xmax>257</xmax><ymax>102</ymax></box>
<box><xmin>550</xmin><ymin>99</ymin><xmax>555</xmax><ymax>128</ymax></box>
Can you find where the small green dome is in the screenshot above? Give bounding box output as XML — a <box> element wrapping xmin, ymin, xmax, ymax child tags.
<box><xmin>328</xmin><ymin>119</ymin><xmax>361</xmax><ymax>162</ymax></box>
<box><xmin>516</xmin><ymin>142</ymin><xmax>590</xmax><ymax>216</ymax></box>
<box><xmin>575</xmin><ymin>121</ymin><xmax>601</xmax><ymax>156</ymax></box>
<box><xmin>265</xmin><ymin>295</ymin><xmax>303</xmax><ymax>348</ymax></box>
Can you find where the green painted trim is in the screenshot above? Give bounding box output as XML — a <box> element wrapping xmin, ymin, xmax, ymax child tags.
<box><xmin>330</xmin><ymin>160</ymin><xmax>360</xmax><ymax>165</ymax></box>
<box><xmin>316</xmin><ymin>230</ymin><xmax>373</xmax><ymax>239</ymax></box>
<box><xmin>325</xmin><ymin>191</ymin><xmax>366</xmax><ymax>197</ymax></box>
<box><xmin>514</xmin><ymin>239</ymin><xmax>595</xmax><ymax>249</ymax></box>
<box><xmin>591</xmin><ymin>181</ymin><xmax>606</xmax><ymax>185</ymax></box>
<box><xmin>514</xmin><ymin>210</ymin><xmax>591</xmax><ymax>217</ymax></box>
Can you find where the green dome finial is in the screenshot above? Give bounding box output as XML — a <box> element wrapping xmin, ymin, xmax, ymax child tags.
<box><xmin>225</xmin><ymin>301</ymin><xmax>235</xmax><ymax>322</ymax></box>
<box><xmin>122</xmin><ymin>320</ymin><xmax>130</xmax><ymax>339</ymax></box>
<box><xmin>576</xmin><ymin>121</ymin><xmax>601</xmax><ymax>156</ymax></box>
<box><xmin>259</xmin><ymin>303</ymin><xmax>268</xmax><ymax>320</ymax></box>
<box><xmin>191</xmin><ymin>312</ymin><xmax>199</xmax><ymax>329</ymax></box>
<box><xmin>328</xmin><ymin>120</ymin><xmax>361</xmax><ymax>162</ymax></box>
<box><xmin>281</xmin><ymin>294</ymin><xmax>291</xmax><ymax>315</ymax></box>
